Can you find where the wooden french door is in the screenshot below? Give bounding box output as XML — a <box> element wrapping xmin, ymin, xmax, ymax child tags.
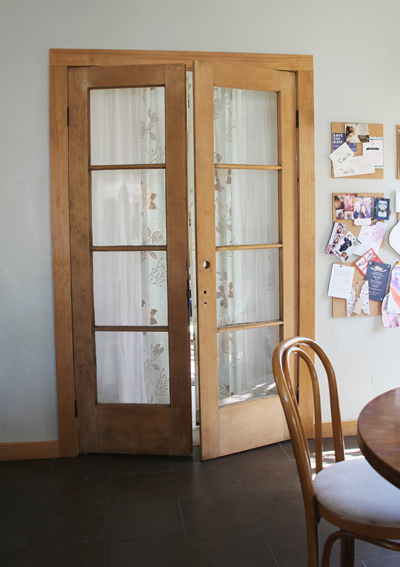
<box><xmin>193</xmin><ymin>62</ymin><xmax>298</xmax><ymax>460</ymax></box>
<box><xmin>68</xmin><ymin>64</ymin><xmax>192</xmax><ymax>455</ymax></box>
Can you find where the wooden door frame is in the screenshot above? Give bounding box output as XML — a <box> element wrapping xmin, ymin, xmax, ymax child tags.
<box><xmin>50</xmin><ymin>49</ymin><xmax>315</xmax><ymax>457</ymax></box>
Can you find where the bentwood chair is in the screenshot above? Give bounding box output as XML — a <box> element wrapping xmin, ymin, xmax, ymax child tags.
<box><xmin>272</xmin><ymin>337</ymin><xmax>400</xmax><ymax>567</ymax></box>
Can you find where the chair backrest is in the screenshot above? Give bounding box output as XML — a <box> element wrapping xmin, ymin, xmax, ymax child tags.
<box><xmin>272</xmin><ymin>337</ymin><xmax>345</xmax><ymax>499</ymax></box>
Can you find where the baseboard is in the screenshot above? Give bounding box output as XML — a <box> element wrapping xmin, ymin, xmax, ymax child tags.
<box><xmin>0</xmin><ymin>440</ymin><xmax>60</xmax><ymax>461</ymax></box>
<box><xmin>321</xmin><ymin>420</ymin><xmax>358</xmax><ymax>438</ymax></box>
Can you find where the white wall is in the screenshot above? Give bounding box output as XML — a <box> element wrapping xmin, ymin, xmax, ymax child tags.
<box><xmin>1</xmin><ymin>0</ymin><xmax>400</xmax><ymax>442</ymax></box>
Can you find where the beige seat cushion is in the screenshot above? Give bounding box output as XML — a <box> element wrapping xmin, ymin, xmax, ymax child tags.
<box><xmin>313</xmin><ymin>457</ymin><xmax>400</xmax><ymax>528</ymax></box>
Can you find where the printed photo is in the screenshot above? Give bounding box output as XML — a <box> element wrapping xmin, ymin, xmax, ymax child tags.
<box><xmin>376</xmin><ymin>198</ymin><xmax>390</xmax><ymax>221</ymax></box>
<box><xmin>334</xmin><ymin>195</ymin><xmax>344</xmax><ymax>210</ymax></box>
<box><xmin>325</xmin><ymin>222</ymin><xmax>347</xmax><ymax>255</ymax></box>
<box><xmin>331</xmin><ymin>231</ymin><xmax>361</xmax><ymax>262</ymax></box>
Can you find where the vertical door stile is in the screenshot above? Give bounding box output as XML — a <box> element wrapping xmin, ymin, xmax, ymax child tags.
<box><xmin>279</xmin><ymin>71</ymin><xmax>298</xmax><ymax>341</ymax></box>
<box><xmin>193</xmin><ymin>61</ymin><xmax>220</xmax><ymax>460</ymax></box>
<box><xmin>68</xmin><ymin>67</ymin><xmax>98</xmax><ymax>453</ymax></box>
<box><xmin>165</xmin><ymin>64</ymin><xmax>192</xmax><ymax>455</ymax></box>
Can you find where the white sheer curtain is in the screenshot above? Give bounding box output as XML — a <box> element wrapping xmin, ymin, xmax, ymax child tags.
<box><xmin>213</xmin><ymin>87</ymin><xmax>280</xmax><ymax>404</ymax></box>
<box><xmin>90</xmin><ymin>87</ymin><xmax>170</xmax><ymax>404</ymax></box>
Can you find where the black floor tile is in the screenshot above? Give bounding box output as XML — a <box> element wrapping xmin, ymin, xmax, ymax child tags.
<box><xmin>0</xmin><ymin>479</ymin><xmax>46</xmax><ymax>551</ymax></box>
<box><xmin>109</xmin><ymin>529</ymin><xmax>277</xmax><ymax>567</ymax></box>
<box><xmin>235</xmin><ymin>458</ymin><xmax>300</xmax><ymax>493</ymax></box>
<box><xmin>0</xmin><ymin>543</ymin><xmax>107</xmax><ymax>567</ymax></box>
<box><xmin>180</xmin><ymin>488</ymin><xmax>305</xmax><ymax>536</ymax></box>
<box><xmin>30</xmin><ymin>499</ymin><xmax>185</xmax><ymax>548</ymax></box>
<box><xmin>111</xmin><ymin>465</ymin><xmax>244</xmax><ymax>505</ymax></box>
<box><xmin>51</xmin><ymin>453</ymin><xmax>172</xmax><ymax>479</ymax></box>
<box><xmin>263</xmin><ymin>523</ymin><xmax>308</xmax><ymax>567</ymax></box>
<box><xmin>43</xmin><ymin>475</ymin><xmax>112</xmax><ymax>506</ymax></box>
<box><xmin>0</xmin><ymin>458</ymin><xmax>54</xmax><ymax>481</ymax></box>
<box><xmin>172</xmin><ymin>442</ymin><xmax>292</xmax><ymax>474</ymax></box>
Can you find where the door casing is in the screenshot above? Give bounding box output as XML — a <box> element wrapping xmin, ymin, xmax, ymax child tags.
<box><xmin>50</xmin><ymin>49</ymin><xmax>315</xmax><ymax>458</ymax></box>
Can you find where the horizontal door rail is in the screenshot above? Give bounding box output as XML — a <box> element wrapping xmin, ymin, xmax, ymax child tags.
<box><xmin>217</xmin><ymin>320</ymin><xmax>283</xmax><ymax>333</ymax></box>
<box><xmin>216</xmin><ymin>243</ymin><xmax>282</xmax><ymax>252</ymax></box>
<box><xmin>94</xmin><ymin>325</ymin><xmax>169</xmax><ymax>332</ymax></box>
<box><xmin>91</xmin><ymin>245</ymin><xmax>167</xmax><ymax>252</ymax></box>
<box><xmin>214</xmin><ymin>163</ymin><xmax>281</xmax><ymax>171</ymax></box>
<box><xmin>89</xmin><ymin>164</ymin><xmax>166</xmax><ymax>171</ymax></box>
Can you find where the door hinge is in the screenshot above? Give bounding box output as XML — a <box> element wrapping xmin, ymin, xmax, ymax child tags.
<box><xmin>296</xmin><ymin>109</ymin><xmax>299</xmax><ymax>128</ymax></box>
<box><xmin>74</xmin><ymin>399</ymin><xmax>78</xmax><ymax>417</ymax></box>
<box><xmin>67</xmin><ymin>107</ymin><xmax>70</xmax><ymax>127</ymax></box>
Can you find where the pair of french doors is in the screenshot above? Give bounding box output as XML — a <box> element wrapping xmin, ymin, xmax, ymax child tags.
<box><xmin>68</xmin><ymin>60</ymin><xmax>298</xmax><ymax>459</ymax></box>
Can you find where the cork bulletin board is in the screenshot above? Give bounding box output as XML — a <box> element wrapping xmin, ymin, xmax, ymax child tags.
<box><xmin>331</xmin><ymin>123</ymin><xmax>384</xmax><ymax>179</ymax></box>
<box><xmin>332</xmin><ymin>192</ymin><xmax>385</xmax><ymax>248</ymax></box>
<box><xmin>332</xmin><ymin>263</ymin><xmax>382</xmax><ymax>318</ymax></box>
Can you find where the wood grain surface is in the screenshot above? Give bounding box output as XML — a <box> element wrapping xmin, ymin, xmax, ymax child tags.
<box><xmin>358</xmin><ymin>387</ymin><xmax>400</xmax><ymax>489</ymax></box>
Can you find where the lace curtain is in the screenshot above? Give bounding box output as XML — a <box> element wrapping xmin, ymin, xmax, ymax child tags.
<box><xmin>91</xmin><ymin>87</ymin><xmax>170</xmax><ymax>404</ymax></box>
<box><xmin>213</xmin><ymin>87</ymin><xmax>280</xmax><ymax>404</ymax></box>
<box><xmin>90</xmin><ymin>81</ymin><xmax>281</xmax><ymax>407</ymax></box>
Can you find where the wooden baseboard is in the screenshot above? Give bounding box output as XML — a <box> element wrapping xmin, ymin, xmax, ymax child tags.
<box><xmin>321</xmin><ymin>420</ymin><xmax>358</xmax><ymax>438</ymax></box>
<box><xmin>0</xmin><ymin>440</ymin><xmax>60</xmax><ymax>461</ymax></box>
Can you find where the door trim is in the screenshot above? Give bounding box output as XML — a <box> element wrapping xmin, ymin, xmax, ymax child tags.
<box><xmin>50</xmin><ymin>50</ymin><xmax>315</xmax><ymax>457</ymax></box>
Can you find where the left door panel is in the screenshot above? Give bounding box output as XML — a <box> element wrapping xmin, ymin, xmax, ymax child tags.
<box><xmin>68</xmin><ymin>65</ymin><xmax>192</xmax><ymax>455</ymax></box>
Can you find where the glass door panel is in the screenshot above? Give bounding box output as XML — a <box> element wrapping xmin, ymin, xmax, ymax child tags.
<box><xmin>218</xmin><ymin>325</ymin><xmax>280</xmax><ymax>405</ymax></box>
<box><xmin>90</xmin><ymin>87</ymin><xmax>166</xmax><ymax>166</ymax></box>
<box><xmin>95</xmin><ymin>331</ymin><xmax>170</xmax><ymax>404</ymax></box>
<box><xmin>92</xmin><ymin>169</ymin><xmax>166</xmax><ymax>247</ymax></box>
<box><xmin>215</xmin><ymin>169</ymin><xmax>279</xmax><ymax>246</ymax></box>
<box><xmin>93</xmin><ymin>251</ymin><xmax>168</xmax><ymax>327</ymax></box>
<box><xmin>213</xmin><ymin>87</ymin><xmax>278</xmax><ymax>165</ymax></box>
<box><xmin>216</xmin><ymin>249</ymin><xmax>280</xmax><ymax>326</ymax></box>
<box><xmin>213</xmin><ymin>86</ymin><xmax>281</xmax><ymax>406</ymax></box>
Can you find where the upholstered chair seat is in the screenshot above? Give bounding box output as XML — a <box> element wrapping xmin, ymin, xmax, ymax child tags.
<box><xmin>314</xmin><ymin>457</ymin><xmax>400</xmax><ymax>528</ymax></box>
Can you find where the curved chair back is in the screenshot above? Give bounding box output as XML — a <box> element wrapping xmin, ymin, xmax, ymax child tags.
<box><xmin>272</xmin><ymin>337</ymin><xmax>345</xmax><ymax>565</ymax></box>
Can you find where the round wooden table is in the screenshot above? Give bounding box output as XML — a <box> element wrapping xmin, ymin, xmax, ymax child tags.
<box><xmin>357</xmin><ymin>387</ymin><xmax>400</xmax><ymax>489</ymax></box>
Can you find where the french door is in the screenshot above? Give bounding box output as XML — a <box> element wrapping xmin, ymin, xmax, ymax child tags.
<box><xmin>193</xmin><ymin>62</ymin><xmax>298</xmax><ymax>460</ymax></box>
<box><xmin>66</xmin><ymin>59</ymin><xmax>299</xmax><ymax>458</ymax></box>
<box><xmin>68</xmin><ymin>64</ymin><xmax>192</xmax><ymax>455</ymax></box>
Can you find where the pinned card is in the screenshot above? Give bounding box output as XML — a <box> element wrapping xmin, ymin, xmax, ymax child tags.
<box><xmin>347</xmin><ymin>281</ymin><xmax>370</xmax><ymax>317</ymax></box>
<box><xmin>328</xmin><ymin>264</ymin><xmax>355</xmax><ymax>300</ymax></box>
<box><xmin>364</xmin><ymin>261</ymin><xmax>391</xmax><ymax>302</ymax></box>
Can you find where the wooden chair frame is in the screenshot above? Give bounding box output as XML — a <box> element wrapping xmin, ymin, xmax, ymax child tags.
<box><xmin>272</xmin><ymin>337</ymin><xmax>400</xmax><ymax>567</ymax></box>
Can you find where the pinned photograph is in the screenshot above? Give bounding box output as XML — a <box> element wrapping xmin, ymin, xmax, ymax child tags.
<box><xmin>345</xmin><ymin>123</ymin><xmax>370</xmax><ymax>144</ymax></box>
<box><xmin>344</xmin><ymin>193</ymin><xmax>357</xmax><ymax>212</ymax></box>
<box><xmin>331</xmin><ymin>231</ymin><xmax>361</xmax><ymax>262</ymax></box>
<box><xmin>376</xmin><ymin>198</ymin><xmax>390</xmax><ymax>221</ymax></box>
<box><xmin>325</xmin><ymin>222</ymin><xmax>346</xmax><ymax>255</ymax></box>
<box><xmin>334</xmin><ymin>194</ymin><xmax>344</xmax><ymax>211</ymax></box>
<box><xmin>353</xmin><ymin>197</ymin><xmax>373</xmax><ymax>226</ymax></box>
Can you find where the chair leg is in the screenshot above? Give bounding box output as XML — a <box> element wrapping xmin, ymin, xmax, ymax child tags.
<box><xmin>340</xmin><ymin>536</ymin><xmax>354</xmax><ymax>567</ymax></box>
<box><xmin>321</xmin><ymin>531</ymin><xmax>343</xmax><ymax>567</ymax></box>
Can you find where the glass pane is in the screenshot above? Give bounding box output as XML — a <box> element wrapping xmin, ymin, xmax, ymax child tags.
<box><xmin>216</xmin><ymin>249</ymin><xmax>280</xmax><ymax>327</ymax></box>
<box><xmin>92</xmin><ymin>169</ymin><xmax>166</xmax><ymax>246</ymax></box>
<box><xmin>90</xmin><ymin>87</ymin><xmax>165</xmax><ymax>165</ymax></box>
<box><xmin>215</xmin><ymin>169</ymin><xmax>279</xmax><ymax>246</ymax></box>
<box><xmin>218</xmin><ymin>325</ymin><xmax>280</xmax><ymax>405</ymax></box>
<box><xmin>93</xmin><ymin>251</ymin><xmax>168</xmax><ymax>326</ymax></box>
<box><xmin>96</xmin><ymin>331</ymin><xmax>170</xmax><ymax>404</ymax></box>
<box><xmin>213</xmin><ymin>87</ymin><xmax>278</xmax><ymax>166</ymax></box>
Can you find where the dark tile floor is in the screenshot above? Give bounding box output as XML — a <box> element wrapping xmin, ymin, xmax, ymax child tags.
<box><xmin>0</xmin><ymin>435</ymin><xmax>399</xmax><ymax>566</ymax></box>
